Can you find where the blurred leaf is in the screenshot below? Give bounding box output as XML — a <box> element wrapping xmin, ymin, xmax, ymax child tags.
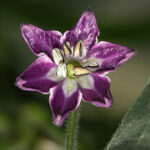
<box><xmin>0</xmin><ymin>113</ymin><xmax>11</xmax><ymax>136</ymax></box>
<box><xmin>19</xmin><ymin>102</ymin><xmax>49</xmax><ymax>126</ymax></box>
<box><xmin>34</xmin><ymin>138</ymin><xmax>63</xmax><ymax>150</ymax></box>
<box><xmin>18</xmin><ymin>102</ymin><xmax>64</xmax><ymax>146</ymax></box>
<box><xmin>106</xmin><ymin>79</ymin><xmax>150</xmax><ymax>150</ymax></box>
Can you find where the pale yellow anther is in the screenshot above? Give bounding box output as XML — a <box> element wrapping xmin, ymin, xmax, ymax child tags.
<box><xmin>56</xmin><ymin>63</ymin><xmax>67</xmax><ymax>78</ymax></box>
<box><xmin>63</xmin><ymin>41</ymin><xmax>71</xmax><ymax>57</ymax></box>
<box><xmin>73</xmin><ymin>67</ymin><xmax>91</xmax><ymax>76</ymax></box>
<box><xmin>73</xmin><ymin>40</ymin><xmax>83</xmax><ymax>58</ymax></box>
<box><xmin>52</xmin><ymin>48</ymin><xmax>63</xmax><ymax>65</ymax></box>
<box><xmin>82</xmin><ymin>62</ymin><xmax>99</xmax><ymax>67</ymax></box>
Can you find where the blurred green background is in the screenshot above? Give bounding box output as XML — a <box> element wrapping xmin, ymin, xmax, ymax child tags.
<box><xmin>0</xmin><ymin>0</ymin><xmax>150</xmax><ymax>150</ymax></box>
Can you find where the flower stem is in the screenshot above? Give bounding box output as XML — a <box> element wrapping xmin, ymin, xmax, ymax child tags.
<box><xmin>66</xmin><ymin>109</ymin><xmax>80</xmax><ymax>150</ymax></box>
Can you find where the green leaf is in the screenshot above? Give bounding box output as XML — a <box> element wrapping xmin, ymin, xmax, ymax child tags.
<box><xmin>106</xmin><ymin>79</ymin><xmax>150</xmax><ymax>150</ymax></box>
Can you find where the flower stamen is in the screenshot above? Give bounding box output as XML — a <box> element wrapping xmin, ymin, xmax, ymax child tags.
<box><xmin>73</xmin><ymin>67</ymin><xmax>91</xmax><ymax>76</ymax></box>
<box><xmin>56</xmin><ymin>63</ymin><xmax>67</xmax><ymax>78</ymax></box>
<box><xmin>52</xmin><ymin>48</ymin><xmax>64</xmax><ymax>65</ymax></box>
<box><xmin>82</xmin><ymin>62</ymin><xmax>99</xmax><ymax>68</ymax></box>
<box><xmin>63</xmin><ymin>41</ymin><xmax>72</xmax><ymax>57</ymax></box>
<box><xmin>73</xmin><ymin>40</ymin><xmax>83</xmax><ymax>58</ymax></box>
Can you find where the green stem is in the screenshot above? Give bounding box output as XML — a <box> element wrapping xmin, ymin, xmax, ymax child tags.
<box><xmin>66</xmin><ymin>109</ymin><xmax>80</xmax><ymax>150</ymax></box>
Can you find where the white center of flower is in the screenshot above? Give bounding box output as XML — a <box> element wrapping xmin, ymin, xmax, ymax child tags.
<box><xmin>52</xmin><ymin>40</ymin><xmax>99</xmax><ymax>79</ymax></box>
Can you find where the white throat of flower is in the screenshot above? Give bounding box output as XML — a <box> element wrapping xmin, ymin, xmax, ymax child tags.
<box><xmin>52</xmin><ymin>40</ymin><xmax>99</xmax><ymax>79</ymax></box>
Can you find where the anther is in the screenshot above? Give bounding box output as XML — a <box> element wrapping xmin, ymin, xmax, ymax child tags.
<box><xmin>82</xmin><ymin>62</ymin><xmax>99</xmax><ymax>68</ymax></box>
<box><xmin>73</xmin><ymin>40</ymin><xmax>83</xmax><ymax>58</ymax></box>
<box><xmin>73</xmin><ymin>67</ymin><xmax>91</xmax><ymax>76</ymax></box>
<box><xmin>63</xmin><ymin>41</ymin><xmax>71</xmax><ymax>57</ymax></box>
<box><xmin>52</xmin><ymin>48</ymin><xmax>64</xmax><ymax>65</ymax></box>
<box><xmin>56</xmin><ymin>63</ymin><xmax>67</xmax><ymax>78</ymax></box>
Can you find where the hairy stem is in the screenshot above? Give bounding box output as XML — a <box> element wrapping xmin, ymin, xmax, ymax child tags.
<box><xmin>66</xmin><ymin>108</ymin><xmax>80</xmax><ymax>150</ymax></box>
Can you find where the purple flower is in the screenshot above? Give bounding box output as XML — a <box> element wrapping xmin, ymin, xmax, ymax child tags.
<box><xmin>16</xmin><ymin>10</ymin><xmax>135</xmax><ymax>126</ymax></box>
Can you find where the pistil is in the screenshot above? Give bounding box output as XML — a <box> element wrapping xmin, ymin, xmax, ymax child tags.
<box><xmin>67</xmin><ymin>61</ymin><xmax>81</xmax><ymax>79</ymax></box>
<box><xmin>67</xmin><ymin>61</ymin><xmax>91</xmax><ymax>79</ymax></box>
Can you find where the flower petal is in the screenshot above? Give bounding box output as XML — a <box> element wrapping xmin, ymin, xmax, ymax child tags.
<box><xmin>78</xmin><ymin>73</ymin><xmax>112</xmax><ymax>108</ymax></box>
<box><xmin>63</xmin><ymin>9</ymin><xmax>99</xmax><ymax>51</ymax></box>
<box><xmin>86</xmin><ymin>41</ymin><xmax>136</xmax><ymax>74</ymax></box>
<box><xmin>21</xmin><ymin>24</ymin><xmax>62</xmax><ymax>59</ymax></box>
<box><xmin>16</xmin><ymin>55</ymin><xmax>60</xmax><ymax>94</ymax></box>
<box><xmin>49</xmin><ymin>78</ymin><xmax>81</xmax><ymax>126</ymax></box>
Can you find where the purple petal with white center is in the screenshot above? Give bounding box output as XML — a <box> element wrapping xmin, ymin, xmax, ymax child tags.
<box><xmin>78</xmin><ymin>73</ymin><xmax>112</xmax><ymax>108</ymax></box>
<box><xmin>16</xmin><ymin>55</ymin><xmax>60</xmax><ymax>94</ymax></box>
<box><xmin>86</xmin><ymin>41</ymin><xmax>135</xmax><ymax>74</ymax></box>
<box><xmin>21</xmin><ymin>24</ymin><xmax>62</xmax><ymax>59</ymax></box>
<box><xmin>63</xmin><ymin>9</ymin><xmax>99</xmax><ymax>51</ymax></box>
<box><xmin>49</xmin><ymin>78</ymin><xmax>81</xmax><ymax>126</ymax></box>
